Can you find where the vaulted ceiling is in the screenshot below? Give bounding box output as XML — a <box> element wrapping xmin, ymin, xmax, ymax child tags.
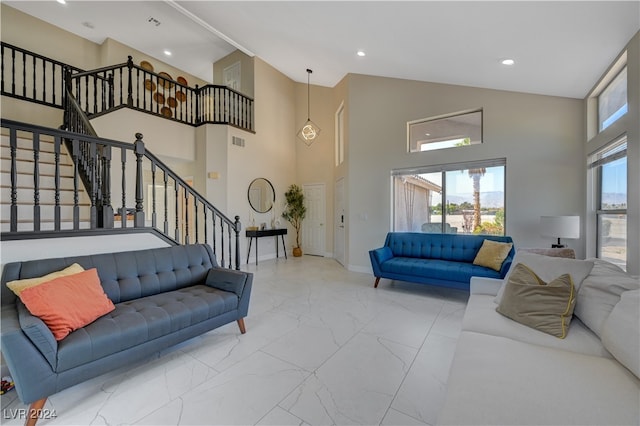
<box><xmin>5</xmin><ymin>1</ymin><xmax>639</xmax><ymax>98</ymax></box>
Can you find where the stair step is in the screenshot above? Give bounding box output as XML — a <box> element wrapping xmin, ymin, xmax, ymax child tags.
<box><xmin>0</xmin><ymin>149</ymin><xmax>74</xmax><ymax>165</ymax></box>
<box><xmin>0</xmin><ymin>186</ymin><xmax>91</xmax><ymax>204</ymax></box>
<box><xmin>1</xmin><ymin>204</ymin><xmax>92</xmax><ymax>224</ymax></box>
<box><xmin>1</xmin><ymin>158</ymin><xmax>75</xmax><ymax>176</ymax></box>
<box><xmin>0</xmin><ymin>172</ymin><xmax>79</xmax><ymax>190</ymax></box>
<box><xmin>1</xmin><ymin>221</ymin><xmax>94</xmax><ymax>232</ymax></box>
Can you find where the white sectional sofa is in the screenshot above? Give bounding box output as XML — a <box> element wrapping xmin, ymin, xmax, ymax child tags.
<box><xmin>438</xmin><ymin>253</ymin><xmax>640</xmax><ymax>425</ymax></box>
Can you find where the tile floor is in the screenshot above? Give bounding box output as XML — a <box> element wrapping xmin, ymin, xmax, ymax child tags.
<box><xmin>1</xmin><ymin>256</ymin><xmax>469</xmax><ymax>426</ymax></box>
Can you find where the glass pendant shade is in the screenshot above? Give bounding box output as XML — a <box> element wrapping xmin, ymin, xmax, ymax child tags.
<box><xmin>298</xmin><ymin>68</ymin><xmax>320</xmax><ymax>146</ymax></box>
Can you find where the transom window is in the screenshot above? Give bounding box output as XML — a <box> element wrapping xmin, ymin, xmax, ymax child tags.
<box><xmin>598</xmin><ymin>66</ymin><xmax>627</xmax><ymax>132</ymax></box>
<box><xmin>408</xmin><ymin>109</ymin><xmax>482</xmax><ymax>153</ymax></box>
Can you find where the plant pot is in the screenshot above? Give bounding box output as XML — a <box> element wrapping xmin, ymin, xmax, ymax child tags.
<box><xmin>292</xmin><ymin>247</ymin><xmax>303</xmax><ymax>257</ymax></box>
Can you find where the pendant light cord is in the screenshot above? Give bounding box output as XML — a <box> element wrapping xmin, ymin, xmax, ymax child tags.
<box><xmin>306</xmin><ymin>68</ymin><xmax>312</xmax><ymax>120</ymax></box>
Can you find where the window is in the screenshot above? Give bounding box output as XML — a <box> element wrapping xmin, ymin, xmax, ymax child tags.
<box><xmin>589</xmin><ymin>136</ymin><xmax>627</xmax><ymax>270</ymax></box>
<box><xmin>408</xmin><ymin>109</ymin><xmax>482</xmax><ymax>152</ymax></box>
<box><xmin>335</xmin><ymin>102</ymin><xmax>345</xmax><ymax>166</ymax></box>
<box><xmin>392</xmin><ymin>159</ymin><xmax>505</xmax><ymax>235</ymax></box>
<box><xmin>598</xmin><ymin>66</ymin><xmax>627</xmax><ymax>132</ymax></box>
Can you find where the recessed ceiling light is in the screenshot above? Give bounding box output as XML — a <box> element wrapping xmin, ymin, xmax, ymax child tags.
<box><xmin>357</xmin><ymin>50</ymin><xmax>366</xmax><ymax>57</ymax></box>
<box><xmin>501</xmin><ymin>58</ymin><xmax>515</xmax><ymax>66</ymax></box>
<box><xmin>164</xmin><ymin>50</ymin><xmax>172</xmax><ymax>56</ymax></box>
<box><xmin>56</xmin><ymin>0</ymin><xmax>66</xmax><ymax>4</ymax></box>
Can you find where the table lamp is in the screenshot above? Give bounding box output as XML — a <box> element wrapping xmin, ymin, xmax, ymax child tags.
<box><xmin>540</xmin><ymin>215</ymin><xmax>580</xmax><ymax>248</ymax></box>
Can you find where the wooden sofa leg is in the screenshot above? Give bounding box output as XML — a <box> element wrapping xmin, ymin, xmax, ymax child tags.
<box><xmin>374</xmin><ymin>277</ymin><xmax>380</xmax><ymax>288</ymax></box>
<box><xmin>25</xmin><ymin>398</ymin><xmax>47</xmax><ymax>426</ymax></box>
<box><xmin>237</xmin><ymin>318</ymin><xmax>246</xmax><ymax>334</ymax></box>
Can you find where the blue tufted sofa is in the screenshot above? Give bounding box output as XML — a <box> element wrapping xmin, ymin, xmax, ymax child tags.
<box><xmin>369</xmin><ymin>232</ymin><xmax>514</xmax><ymax>290</ymax></box>
<box><xmin>0</xmin><ymin>244</ymin><xmax>252</xmax><ymax>425</ymax></box>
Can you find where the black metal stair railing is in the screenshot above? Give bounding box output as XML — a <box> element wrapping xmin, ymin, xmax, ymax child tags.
<box><xmin>0</xmin><ymin>42</ymin><xmax>83</xmax><ymax>109</ymax></box>
<box><xmin>1</xmin><ymin>43</ymin><xmax>255</xmax><ymax>133</ymax></box>
<box><xmin>68</xmin><ymin>56</ymin><xmax>255</xmax><ymax>132</ymax></box>
<box><xmin>1</xmin><ymin>119</ymin><xmax>242</xmax><ymax>270</ymax></box>
<box><xmin>62</xmin><ymin>85</ymin><xmax>114</xmax><ymax>228</ymax></box>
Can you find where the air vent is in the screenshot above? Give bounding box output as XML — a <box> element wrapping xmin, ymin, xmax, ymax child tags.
<box><xmin>232</xmin><ymin>136</ymin><xmax>245</xmax><ymax>147</ymax></box>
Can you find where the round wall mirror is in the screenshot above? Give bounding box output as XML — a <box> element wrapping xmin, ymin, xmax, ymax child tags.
<box><xmin>248</xmin><ymin>178</ymin><xmax>275</xmax><ymax>213</ymax></box>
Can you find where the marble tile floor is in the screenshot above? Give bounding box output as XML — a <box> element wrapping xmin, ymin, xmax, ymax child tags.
<box><xmin>1</xmin><ymin>256</ymin><xmax>469</xmax><ymax>426</ymax></box>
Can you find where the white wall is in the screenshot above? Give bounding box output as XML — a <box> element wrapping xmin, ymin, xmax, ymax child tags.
<box><xmin>346</xmin><ymin>74</ymin><xmax>585</xmax><ymax>271</ymax></box>
<box><xmin>0</xmin><ymin>232</ymin><xmax>170</xmax><ymax>266</ymax></box>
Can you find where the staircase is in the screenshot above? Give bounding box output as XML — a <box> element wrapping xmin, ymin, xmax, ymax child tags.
<box><xmin>0</xmin><ymin>43</ymin><xmax>245</xmax><ymax>269</ymax></box>
<box><xmin>0</xmin><ymin>131</ymin><xmax>91</xmax><ymax>232</ymax></box>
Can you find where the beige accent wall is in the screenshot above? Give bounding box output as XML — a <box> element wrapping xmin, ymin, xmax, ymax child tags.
<box><xmin>295</xmin><ymin>81</ymin><xmax>336</xmax><ymax>256</ymax></box>
<box><xmin>99</xmin><ymin>38</ymin><xmax>208</xmax><ymax>88</ymax></box>
<box><xmin>345</xmin><ymin>74</ymin><xmax>585</xmax><ymax>271</ymax></box>
<box><xmin>213</xmin><ymin>50</ymin><xmax>255</xmax><ymax>98</ymax></box>
<box><xmin>222</xmin><ymin>57</ymin><xmax>298</xmax><ymax>258</ymax></box>
<box><xmin>1</xmin><ymin>4</ymin><xmax>100</xmax><ymax>70</ymax></box>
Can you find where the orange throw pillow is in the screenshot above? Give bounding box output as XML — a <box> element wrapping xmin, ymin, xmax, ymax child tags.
<box><xmin>19</xmin><ymin>268</ymin><xmax>115</xmax><ymax>341</ymax></box>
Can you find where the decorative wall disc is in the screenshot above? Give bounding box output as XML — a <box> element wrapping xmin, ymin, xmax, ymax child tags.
<box><xmin>158</xmin><ymin>72</ymin><xmax>174</xmax><ymax>89</ymax></box>
<box><xmin>140</xmin><ymin>61</ymin><xmax>154</xmax><ymax>72</ymax></box>
<box><xmin>153</xmin><ymin>92</ymin><xmax>165</xmax><ymax>104</ymax></box>
<box><xmin>161</xmin><ymin>106</ymin><xmax>173</xmax><ymax>118</ymax></box>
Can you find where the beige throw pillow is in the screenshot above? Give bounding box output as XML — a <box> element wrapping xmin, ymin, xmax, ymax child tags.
<box><xmin>496</xmin><ymin>263</ymin><xmax>576</xmax><ymax>339</ymax></box>
<box><xmin>473</xmin><ymin>240</ymin><xmax>513</xmax><ymax>271</ymax></box>
<box><xmin>7</xmin><ymin>263</ymin><xmax>85</xmax><ymax>296</ymax></box>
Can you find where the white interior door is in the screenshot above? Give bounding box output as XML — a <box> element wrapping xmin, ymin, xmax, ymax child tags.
<box><xmin>334</xmin><ymin>178</ymin><xmax>346</xmax><ymax>266</ymax></box>
<box><xmin>302</xmin><ymin>183</ymin><xmax>325</xmax><ymax>256</ymax></box>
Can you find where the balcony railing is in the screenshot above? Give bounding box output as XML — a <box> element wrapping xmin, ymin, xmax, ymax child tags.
<box><xmin>1</xmin><ymin>43</ymin><xmax>255</xmax><ymax>133</ymax></box>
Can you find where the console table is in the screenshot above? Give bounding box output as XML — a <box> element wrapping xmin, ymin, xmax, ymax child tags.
<box><xmin>246</xmin><ymin>228</ymin><xmax>288</xmax><ymax>265</ymax></box>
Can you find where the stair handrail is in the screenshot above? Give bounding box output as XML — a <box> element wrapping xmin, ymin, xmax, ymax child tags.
<box><xmin>0</xmin><ymin>118</ymin><xmax>242</xmax><ymax>269</ymax></box>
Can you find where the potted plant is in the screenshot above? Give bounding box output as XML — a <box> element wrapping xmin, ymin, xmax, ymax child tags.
<box><xmin>282</xmin><ymin>184</ymin><xmax>306</xmax><ymax>257</ymax></box>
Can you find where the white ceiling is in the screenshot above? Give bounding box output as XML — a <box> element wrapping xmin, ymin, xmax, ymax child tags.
<box><xmin>6</xmin><ymin>1</ymin><xmax>640</xmax><ymax>99</ymax></box>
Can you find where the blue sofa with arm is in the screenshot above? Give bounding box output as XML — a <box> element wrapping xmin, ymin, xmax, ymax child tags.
<box><xmin>1</xmin><ymin>244</ymin><xmax>252</xmax><ymax>425</ymax></box>
<box><xmin>369</xmin><ymin>232</ymin><xmax>514</xmax><ymax>290</ymax></box>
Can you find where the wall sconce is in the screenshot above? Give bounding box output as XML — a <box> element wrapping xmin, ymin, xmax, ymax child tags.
<box><xmin>540</xmin><ymin>215</ymin><xmax>580</xmax><ymax>248</ymax></box>
<box><xmin>297</xmin><ymin>68</ymin><xmax>320</xmax><ymax>146</ymax></box>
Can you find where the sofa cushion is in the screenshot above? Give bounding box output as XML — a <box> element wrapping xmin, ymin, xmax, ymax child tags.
<box><xmin>54</xmin><ymin>284</ymin><xmax>238</xmax><ymax>372</ymax></box>
<box><xmin>463</xmin><ymin>294</ymin><xmax>610</xmax><ymax>357</ymax></box>
<box><xmin>438</xmin><ymin>331</ymin><xmax>640</xmax><ymax>425</ymax></box>
<box><xmin>574</xmin><ymin>259</ymin><xmax>640</xmax><ymax>337</ymax></box>
<box><xmin>473</xmin><ymin>240</ymin><xmax>513</xmax><ymax>271</ymax></box>
<box><xmin>381</xmin><ymin>257</ymin><xmax>502</xmax><ymax>283</ymax></box>
<box><xmin>601</xmin><ymin>289</ymin><xmax>640</xmax><ymax>378</ymax></box>
<box><xmin>495</xmin><ymin>252</ymin><xmax>593</xmax><ymax>304</ymax></box>
<box><xmin>7</xmin><ymin>263</ymin><xmax>84</xmax><ymax>296</ymax></box>
<box><xmin>19</xmin><ymin>269</ymin><xmax>116</xmax><ymax>341</ymax></box>
<box><xmin>496</xmin><ymin>264</ymin><xmax>576</xmax><ymax>338</ymax></box>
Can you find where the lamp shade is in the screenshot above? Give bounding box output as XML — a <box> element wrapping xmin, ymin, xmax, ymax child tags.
<box><xmin>540</xmin><ymin>215</ymin><xmax>580</xmax><ymax>239</ymax></box>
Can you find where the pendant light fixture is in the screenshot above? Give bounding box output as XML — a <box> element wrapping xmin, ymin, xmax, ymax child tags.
<box><xmin>297</xmin><ymin>68</ymin><xmax>321</xmax><ymax>146</ymax></box>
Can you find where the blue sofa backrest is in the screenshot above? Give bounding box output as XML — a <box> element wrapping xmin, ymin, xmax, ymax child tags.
<box><xmin>1</xmin><ymin>244</ymin><xmax>217</xmax><ymax>305</ymax></box>
<box><xmin>384</xmin><ymin>232</ymin><xmax>514</xmax><ymax>262</ymax></box>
